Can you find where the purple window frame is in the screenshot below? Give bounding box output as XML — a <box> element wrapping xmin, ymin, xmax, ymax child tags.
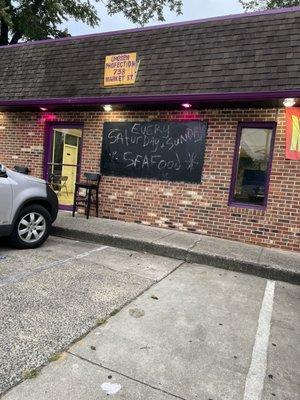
<box><xmin>43</xmin><ymin>121</ymin><xmax>84</xmax><ymax>210</ymax></box>
<box><xmin>228</xmin><ymin>121</ymin><xmax>277</xmax><ymax>210</ymax></box>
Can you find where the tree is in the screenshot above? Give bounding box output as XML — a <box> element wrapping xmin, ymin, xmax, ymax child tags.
<box><xmin>0</xmin><ymin>0</ymin><xmax>182</xmax><ymax>45</ymax></box>
<box><xmin>239</xmin><ymin>0</ymin><xmax>300</xmax><ymax>11</ymax></box>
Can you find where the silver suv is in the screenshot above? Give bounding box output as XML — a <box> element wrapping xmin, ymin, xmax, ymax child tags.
<box><xmin>0</xmin><ymin>164</ymin><xmax>58</xmax><ymax>249</ymax></box>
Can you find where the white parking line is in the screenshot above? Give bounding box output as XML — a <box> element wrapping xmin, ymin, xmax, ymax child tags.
<box><xmin>0</xmin><ymin>245</ymin><xmax>109</xmax><ymax>288</ymax></box>
<box><xmin>243</xmin><ymin>280</ymin><xmax>275</xmax><ymax>400</ymax></box>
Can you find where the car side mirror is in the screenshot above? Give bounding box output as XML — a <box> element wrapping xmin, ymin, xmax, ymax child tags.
<box><xmin>0</xmin><ymin>164</ymin><xmax>7</xmax><ymax>177</ymax></box>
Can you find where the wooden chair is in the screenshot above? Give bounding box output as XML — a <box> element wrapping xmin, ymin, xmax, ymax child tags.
<box><xmin>49</xmin><ymin>174</ymin><xmax>69</xmax><ymax>196</ymax></box>
<box><xmin>72</xmin><ymin>172</ymin><xmax>101</xmax><ymax>219</ymax></box>
<box><xmin>14</xmin><ymin>165</ymin><xmax>30</xmax><ymax>174</ymax></box>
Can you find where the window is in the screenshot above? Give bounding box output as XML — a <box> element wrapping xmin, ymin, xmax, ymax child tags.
<box><xmin>229</xmin><ymin>122</ymin><xmax>276</xmax><ymax>209</ymax></box>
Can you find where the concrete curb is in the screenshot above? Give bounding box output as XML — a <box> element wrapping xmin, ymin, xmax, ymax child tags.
<box><xmin>51</xmin><ymin>226</ymin><xmax>300</xmax><ymax>285</ymax></box>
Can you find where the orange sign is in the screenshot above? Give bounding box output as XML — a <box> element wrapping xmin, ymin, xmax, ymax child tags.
<box><xmin>286</xmin><ymin>107</ymin><xmax>300</xmax><ymax>160</ymax></box>
<box><xmin>104</xmin><ymin>53</ymin><xmax>138</xmax><ymax>86</ymax></box>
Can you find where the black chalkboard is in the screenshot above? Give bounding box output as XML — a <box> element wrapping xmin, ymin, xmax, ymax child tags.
<box><xmin>101</xmin><ymin>121</ymin><xmax>208</xmax><ymax>183</ymax></box>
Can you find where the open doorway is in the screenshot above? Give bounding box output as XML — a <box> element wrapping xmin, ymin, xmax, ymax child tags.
<box><xmin>44</xmin><ymin>124</ymin><xmax>83</xmax><ymax>208</ymax></box>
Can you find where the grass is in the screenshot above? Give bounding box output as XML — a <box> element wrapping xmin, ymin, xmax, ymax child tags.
<box><xmin>110</xmin><ymin>308</ymin><xmax>120</xmax><ymax>317</ymax></box>
<box><xmin>23</xmin><ymin>369</ymin><xmax>38</xmax><ymax>380</ymax></box>
<box><xmin>96</xmin><ymin>318</ymin><xmax>107</xmax><ymax>326</ymax></box>
<box><xmin>48</xmin><ymin>354</ymin><xmax>61</xmax><ymax>362</ymax></box>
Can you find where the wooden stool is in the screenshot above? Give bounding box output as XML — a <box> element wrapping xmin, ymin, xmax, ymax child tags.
<box><xmin>72</xmin><ymin>173</ymin><xmax>101</xmax><ymax>219</ymax></box>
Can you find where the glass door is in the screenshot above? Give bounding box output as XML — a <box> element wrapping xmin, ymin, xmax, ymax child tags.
<box><xmin>45</xmin><ymin>125</ymin><xmax>83</xmax><ymax>208</ymax></box>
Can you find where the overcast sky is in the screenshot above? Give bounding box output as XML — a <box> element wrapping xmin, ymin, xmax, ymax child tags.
<box><xmin>63</xmin><ymin>0</ymin><xmax>244</xmax><ymax>36</ymax></box>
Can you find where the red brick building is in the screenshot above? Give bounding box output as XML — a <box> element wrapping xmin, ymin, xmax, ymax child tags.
<box><xmin>0</xmin><ymin>7</ymin><xmax>299</xmax><ymax>251</ymax></box>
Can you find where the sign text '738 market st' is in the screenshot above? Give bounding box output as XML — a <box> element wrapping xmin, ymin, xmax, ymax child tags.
<box><xmin>104</xmin><ymin>53</ymin><xmax>138</xmax><ymax>86</ymax></box>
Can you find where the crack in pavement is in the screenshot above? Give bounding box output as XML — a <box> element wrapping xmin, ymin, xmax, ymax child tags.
<box><xmin>257</xmin><ymin>247</ymin><xmax>265</xmax><ymax>264</ymax></box>
<box><xmin>187</xmin><ymin>239</ymin><xmax>203</xmax><ymax>253</ymax></box>
<box><xmin>68</xmin><ymin>351</ymin><xmax>189</xmax><ymax>400</ymax></box>
<box><xmin>0</xmin><ymin>246</ymin><xmax>108</xmax><ymax>288</ymax></box>
<box><xmin>151</xmin><ymin>231</ymin><xmax>177</xmax><ymax>243</ymax></box>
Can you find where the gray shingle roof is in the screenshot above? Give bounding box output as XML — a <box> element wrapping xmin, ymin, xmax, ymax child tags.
<box><xmin>0</xmin><ymin>9</ymin><xmax>299</xmax><ymax>101</ymax></box>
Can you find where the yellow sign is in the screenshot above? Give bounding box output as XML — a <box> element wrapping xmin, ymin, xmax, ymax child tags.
<box><xmin>104</xmin><ymin>53</ymin><xmax>138</xmax><ymax>86</ymax></box>
<box><xmin>286</xmin><ymin>107</ymin><xmax>300</xmax><ymax>160</ymax></box>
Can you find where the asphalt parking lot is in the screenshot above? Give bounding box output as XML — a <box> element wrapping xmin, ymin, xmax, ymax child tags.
<box><xmin>0</xmin><ymin>236</ymin><xmax>299</xmax><ymax>399</ymax></box>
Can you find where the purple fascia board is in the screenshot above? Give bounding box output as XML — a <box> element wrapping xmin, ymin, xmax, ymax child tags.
<box><xmin>1</xmin><ymin>90</ymin><xmax>300</xmax><ymax>108</ymax></box>
<box><xmin>1</xmin><ymin>6</ymin><xmax>300</xmax><ymax>49</ymax></box>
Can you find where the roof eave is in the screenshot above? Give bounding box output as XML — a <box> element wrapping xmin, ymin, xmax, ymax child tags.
<box><xmin>0</xmin><ymin>90</ymin><xmax>299</xmax><ymax>108</ymax></box>
<box><xmin>1</xmin><ymin>6</ymin><xmax>299</xmax><ymax>50</ymax></box>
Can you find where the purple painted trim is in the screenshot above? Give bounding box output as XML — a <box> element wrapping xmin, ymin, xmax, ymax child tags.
<box><xmin>228</xmin><ymin>121</ymin><xmax>277</xmax><ymax>211</ymax></box>
<box><xmin>43</xmin><ymin>122</ymin><xmax>57</xmax><ymax>181</ymax></box>
<box><xmin>1</xmin><ymin>6</ymin><xmax>299</xmax><ymax>49</ymax></box>
<box><xmin>228</xmin><ymin>202</ymin><xmax>267</xmax><ymax>211</ymax></box>
<box><xmin>43</xmin><ymin>121</ymin><xmax>83</xmax><ymax>181</ymax></box>
<box><xmin>1</xmin><ymin>90</ymin><xmax>300</xmax><ymax>108</ymax></box>
<box><xmin>43</xmin><ymin>121</ymin><xmax>84</xmax><ymax>209</ymax></box>
<box><xmin>59</xmin><ymin>205</ymin><xmax>73</xmax><ymax>211</ymax></box>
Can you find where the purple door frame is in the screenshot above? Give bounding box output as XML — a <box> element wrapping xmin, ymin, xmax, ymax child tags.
<box><xmin>228</xmin><ymin>121</ymin><xmax>277</xmax><ymax>210</ymax></box>
<box><xmin>43</xmin><ymin>121</ymin><xmax>84</xmax><ymax>210</ymax></box>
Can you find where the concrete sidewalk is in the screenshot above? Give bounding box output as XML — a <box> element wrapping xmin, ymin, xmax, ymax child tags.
<box><xmin>3</xmin><ymin>263</ymin><xmax>300</xmax><ymax>399</ymax></box>
<box><xmin>52</xmin><ymin>212</ymin><xmax>300</xmax><ymax>284</ymax></box>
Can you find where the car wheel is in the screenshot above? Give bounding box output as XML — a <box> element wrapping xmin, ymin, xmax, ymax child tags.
<box><xmin>9</xmin><ymin>205</ymin><xmax>52</xmax><ymax>249</ymax></box>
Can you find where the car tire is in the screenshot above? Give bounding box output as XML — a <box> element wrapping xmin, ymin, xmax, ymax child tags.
<box><xmin>9</xmin><ymin>204</ymin><xmax>52</xmax><ymax>249</ymax></box>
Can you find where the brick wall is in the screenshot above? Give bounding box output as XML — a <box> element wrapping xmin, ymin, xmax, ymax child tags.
<box><xmin>0</xmin><ymin>108</ymin><xmax>299</xmax><ymax>252</ymax></box>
